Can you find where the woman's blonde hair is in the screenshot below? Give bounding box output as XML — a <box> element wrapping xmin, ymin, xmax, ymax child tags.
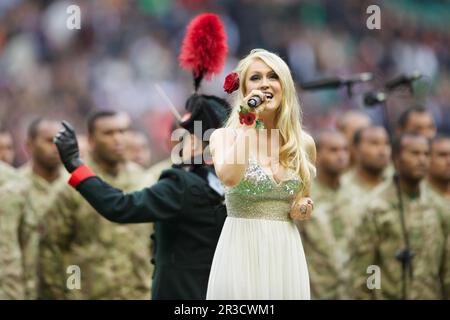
<box><xmin>225</xmin><ymin>48</ymin><xmax>316</xmax><ymax>195</ymax></box>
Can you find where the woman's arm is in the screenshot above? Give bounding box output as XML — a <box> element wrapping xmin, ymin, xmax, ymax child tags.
<box><xmin>290</xmin><ymin>131</ymin><xmax>316</xmax><ymax>220</ymax></box>
<box><xmin>209</xmin><ymin>127</ymin><xmax>255</xmax><ymax>187</ymax></box>
<box><xmin>302</xmin><ymin>130</ymin><xmax>317</xmax><ymax>196</ymax></box>
<box><xmin>209</xmin><ymin>90</ymin><xmax>268</xmax><ymax>187</ymax></box>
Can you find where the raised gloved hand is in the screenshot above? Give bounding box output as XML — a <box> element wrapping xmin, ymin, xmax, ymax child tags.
<box><xmin>53</xmin><ymin>121</ymin><xmax>84</xmax><ymax>173</ymax></box>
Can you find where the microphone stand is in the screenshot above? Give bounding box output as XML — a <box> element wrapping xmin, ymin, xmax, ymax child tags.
<box><xmin>366</xmin><ymin>93</ymin><xmax>415</xmax><ymax>300</ymax></box>
<box><xmin>345</xmin><ymin>83</ymin><xmax>354</xmax><ymax>98</ymax></box>
<box><xmin>303</xmin><ymin>72</ymin><xmax>419</xmax><ymax>299</ymax></box>
<box><xmin>393</xmin><ymin>173</ymin><xmax>415</xmax><ymax>300</ymax></box>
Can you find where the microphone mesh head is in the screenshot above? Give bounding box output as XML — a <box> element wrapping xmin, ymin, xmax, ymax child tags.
<box><xmin>360</xmin><ymin>73</ymin><xmax>373</xmax><ymax>82</ymax></box>
<box><xmin>248</xmin><ymin>96</ymin><xmax>261</xmax><ymax>108</ymax></box>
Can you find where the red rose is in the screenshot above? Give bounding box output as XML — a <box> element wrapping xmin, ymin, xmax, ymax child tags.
<box><xmin>243</xmin><ymin>112</ymin><xmax>256</xmax><ymax>125</ymax></box>
<box><xmin>223</xmin><ymin>72</ymin><xmax>239</xmax><ymax>94</ymax></box>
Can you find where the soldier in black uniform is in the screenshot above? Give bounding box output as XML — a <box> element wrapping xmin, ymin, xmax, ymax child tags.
<box><xmin>53</xmin><ymin>94</ymin><xmax>230</xmax><ymax>299</ymax></box>
<box><xmin>55</xmin><ymin>13</ymin><xmax>230</xmax><ymax>300</ymax></box>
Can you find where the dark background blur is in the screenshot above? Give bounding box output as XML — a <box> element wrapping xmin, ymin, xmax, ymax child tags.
<box><xmin>1</xmin><ymin>0</ymin><xmax>449</xmax><ymax>166</ymax></box>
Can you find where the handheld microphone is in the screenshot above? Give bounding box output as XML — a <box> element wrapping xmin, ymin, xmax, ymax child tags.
<box><xmin>363</xmin><ymin>91</ymin><xmax>387</xmax><ymax>107</ymax></box>
<box><xmin>247</xmin><ymin>96</ymin><xmax>262</xmax><ymax>108</ymax></box>
<box><xmin>385</xmin><ymin>71</ymin><xmax>422</xmax><ymax>91</ymax></box>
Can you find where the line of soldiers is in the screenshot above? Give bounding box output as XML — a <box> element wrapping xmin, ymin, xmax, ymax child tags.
<box><xmin>1</xmin><ymin>106</ymin><xmax>449</xmax><ymax>300</ymax></box>
<box><xmin>0</xmin><ymin>111</ymin><xmax>167</xmax><ymax>299</ymax></box>
<box><xmin>299</xmin><ymin>106</ymin><xmax>450</xmax><ymax>299</ymax></box>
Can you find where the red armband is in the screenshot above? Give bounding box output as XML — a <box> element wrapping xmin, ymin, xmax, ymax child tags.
<box><xmin>68</xmin><ymin>165</ymin><xmax>96</xmax><ymax>188</ymax></box>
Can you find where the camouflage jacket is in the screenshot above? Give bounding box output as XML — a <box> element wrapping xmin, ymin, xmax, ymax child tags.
<box><xmin>39</xmin><ymin>159</ymin><xmax>153</xmax><ymax>299</ymax></box>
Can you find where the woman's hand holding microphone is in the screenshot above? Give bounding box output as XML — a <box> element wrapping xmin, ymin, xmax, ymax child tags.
<box><xmin>240</xmin><ymin>90</ymin><xmax>267</xmax><ymax>129</ymax></box>
<box><xmin>243</xmin><ymin>90</ymin><xmax>268</xmax><ymax>113</ymax></box>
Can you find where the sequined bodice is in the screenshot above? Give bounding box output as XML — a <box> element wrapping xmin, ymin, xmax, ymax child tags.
<box><xmin>225</xmin><ymin>157</ymin><xmax>302</xmax><ymax>221</ymax></box>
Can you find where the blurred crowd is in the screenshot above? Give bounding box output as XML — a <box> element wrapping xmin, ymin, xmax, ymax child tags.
<box><xmin>0</xmin><ymin>0</ymin><xmax>449</xmax><ymax>300</ymax></box>
<box><xmin>0</xmin><ymin>0</ymin><xmax>449</xmax><ymax>166</ymax></box>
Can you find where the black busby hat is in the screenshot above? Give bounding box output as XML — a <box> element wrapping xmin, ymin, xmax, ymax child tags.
<box><xmin>179</xmin><ymin>94</ymin><xmax>231</xmax><ymax>140</ymax></box>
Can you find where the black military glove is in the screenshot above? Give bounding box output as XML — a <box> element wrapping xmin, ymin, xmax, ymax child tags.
<box><xmin>54</xmin><ymin>121</ymin><xmax>84</xmax><ymax>173</ymax></box>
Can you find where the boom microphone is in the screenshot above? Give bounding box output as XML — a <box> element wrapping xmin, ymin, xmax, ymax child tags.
<box><xmin>385</xmin><ymin>71</ymin><xmax>422</xmax><ymax>91</ymax></box>
<box><xmin>301</xmin><ymin>72</ymin><xmax>373</xmax><ymax>90</ymax></box>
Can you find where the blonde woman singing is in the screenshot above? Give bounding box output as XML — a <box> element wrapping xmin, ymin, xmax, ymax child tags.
<box><xmin>207</xmin><ymin>49</ymin><xmax>316</xmax><ymax>299</ymax></box>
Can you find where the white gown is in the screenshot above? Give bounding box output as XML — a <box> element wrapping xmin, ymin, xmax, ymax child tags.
<box><xmin>206</xmin><ymin>157</ymin><xmax>310</xmax><ymax>299</ymax></box>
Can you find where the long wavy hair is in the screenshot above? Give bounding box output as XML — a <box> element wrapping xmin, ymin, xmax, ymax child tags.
<box><xmin>225</xmin><ymin>49</ymin><xmax>316</xmax><ymax>195</ymax></box>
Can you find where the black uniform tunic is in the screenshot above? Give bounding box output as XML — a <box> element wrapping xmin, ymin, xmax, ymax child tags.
<box><xmin>73</xmin><ymin>164</ymin><xmax>226</xmax><ymax>299</ymax></box>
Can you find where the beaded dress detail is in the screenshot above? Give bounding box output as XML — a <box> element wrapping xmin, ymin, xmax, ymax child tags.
<box><xmin>207</xmin><ymin>157</ymin><xmax>310</xmax><ymax>299</ymax></box>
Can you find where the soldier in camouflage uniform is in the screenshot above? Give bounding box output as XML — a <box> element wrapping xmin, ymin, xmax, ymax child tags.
<box><xmin>424</xmin><ymin>135</ymin><xmax>450</xmax><ymax>201</ymax></box>
<box><xmin>0</xmin><ymin>119</ymin><xmax>65</xmax><ymax>299</ymax></box>
<box><xmin>339</xmin><ymin>126</ymin><xmax>391</xmax><ymax>232</ymax></box>
<box><xmin>125</xmin><ymin>130</ymin><xmax>152</xmax><ymax>169</ymax></box>
<box><xmin>39</xmin><ymin>111</ymin><xmax>153</xmax><ymax>299</ymax></box>
<box><xmin>298</xmin><ymin>130</ymin><xmax>350</xmax><ymax>299</ymax></box>
<box><xmin>396</xmin><ymin>106</ymin><xmax>437</xmax><ymax>140</ymax></box>
<box><xmin>348</xmin><ymin>132</ymin><xmax>445</xmax><ymax>299</ymax></box>
<box><xmin>0</xmin><ymin>127</ymin><xmax>15</xmax><ymax>166</ymax></box>
<box><xmin>0</xmin><ymin>126</ymin><xmax>18</xmax><ymax>187</ymax></box>
<box><xmin>0</xmin><ymin>180</ymin><xmax>33</xmax><ymax>300</ymax></box>
<box><xmin>140</xmin><ymin>120</ymin><xmax>180</xmax><ymax>186</ymax></box>
<box><xmin>0</xmin><ymin>127</ymin><xmax>21</xmax><ymax>299</ymax></box>
<box><xmin>0</xmin><ymin>161</ymin><xmax>19</xmax><ymax>187</ymax></box>
<box><xmin>142</xmin><ymin>157</ymin><xmax>172</xmax><ymax>186</ymax></box>
<box><xmin>423</xmin><ymin>135</ymin><xmax>450</xmax><ymax>299</ymax></box>
<box><xmin>336</xmin><ymin>110</ymin><xmax>372</xmax><ymax>170</ymax></box>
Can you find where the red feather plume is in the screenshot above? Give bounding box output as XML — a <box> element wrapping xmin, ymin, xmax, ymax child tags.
<box><xmin>179</xmin><ymin>13</ymin><xmax>227</xmax><ymax>86</ymax></box>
